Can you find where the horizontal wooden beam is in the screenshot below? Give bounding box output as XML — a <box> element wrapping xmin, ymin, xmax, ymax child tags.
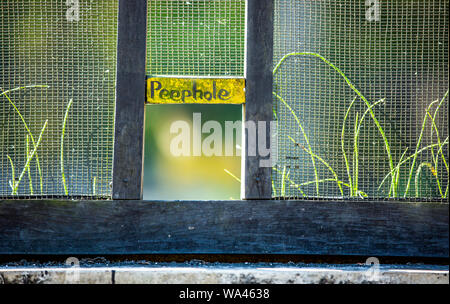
<box><xmin>0</xmin><ymin>200</ymin><xmax>448</xmax><ymax>257</ymax></box>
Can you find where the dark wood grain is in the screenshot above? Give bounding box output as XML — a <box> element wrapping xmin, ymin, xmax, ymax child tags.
<box><xmin>0</xmin><ymin>200</ymin><xmax>447</xmax><ymax>257</ymax></box>
<box><xmin>112</xmin><ymin>0</ymin><xmax>148</xmax><ymax>199</ymax></box>
<box><xmin>242</xmin><ymin>0</ymin><xmax>274</xmax><ymax>199</ymax></box>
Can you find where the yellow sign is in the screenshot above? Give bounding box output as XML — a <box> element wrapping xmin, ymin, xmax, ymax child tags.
<box><xmin>146</xmin><ymin>77</ymin><xmax>245</xmax><ymax>104</ymax></box>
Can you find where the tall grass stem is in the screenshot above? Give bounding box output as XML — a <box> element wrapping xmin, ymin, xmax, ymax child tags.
<box><xmin>61</xmin><ymin>99</ymin><xmax>73</xmax><ymax>196</ymax></box>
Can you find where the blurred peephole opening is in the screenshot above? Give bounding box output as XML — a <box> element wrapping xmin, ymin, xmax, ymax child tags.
<box><xmin>143</xmin><ymin>104</ymin><xmax>242</xmax><ymax>200</ymax></box>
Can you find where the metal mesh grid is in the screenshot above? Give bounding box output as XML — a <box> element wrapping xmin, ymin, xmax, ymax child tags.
<box><xmin>272</xmin><ymin>0</ymin><xmax>448</xmax><ymax>200</ymax></box>
<box><xmin>0</xmin><ymin>1</ymin><xmax>118</xmax><ymax>199</ymax></box>
<box><xmin>147</xmin><ymin>0</ymin><xmax>245</xmax><ymax>77</ymax></box>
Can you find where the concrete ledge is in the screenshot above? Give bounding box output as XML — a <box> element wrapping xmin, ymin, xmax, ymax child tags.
<box><xmin>0</xmin><ymin>266</ymin><xmax>448</xmax><ymax>284</ymax></box>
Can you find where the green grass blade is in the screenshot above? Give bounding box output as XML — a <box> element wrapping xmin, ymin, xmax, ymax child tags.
<box><xmin>6</xmin><ymin>155</ymin><xmax>16</xmax><ymax>194</ymax></box>
<box><xmin>353</xmin><ymin>98</ymin><xmax>386</xmax><ymax>194</ymax></box>
<box><xmin>93</xmin><ymin>177</ymin><xmax>97</xmax><ymax>196</ymax></box>
<box><xmin>281</xmin><ymin>166</ymin><xmax>288</xmax><ymax>197</ymax></box>
<box><xmin>26</xmin><ymin>135</ymin><xmax>34</xmax><ymax>195</ymax></box>
<box><xmin>429</xmin><ymin>90</ymin><xmax>448</xmax><ymax>170</ymax></box>
<box><xmin>434</xmin><ymin>140</ymin><xmax>449</xmax><ymax>198</ymax></box>
<box><xmin>404</xmin><ymin>99</ymin><xmax>440</xmax><ymax>197</ymax></box>
<box><xmin>353</xmin><ymin>112</ymin><xmax>359</xmax><ymax>195</ymax></box>
<box><xmin>224</xmin><ymin>169</ymin><xmax>241</xmax><ymax>183</ymax></box>
<box><xmin>272</xmin><ymin>178</ymin><xmax>277</xmax><ymax>197</ymax></box>
<box><xmin>273</xmin><ymin>166</ymin><xmax>306</xmax><ymax>197</ymax></box>
<box><xmin>12</xmin><ymin>120</ymin><xmax>48</xmax><ymax>194</ymax></box>
<box><xmin>274</xmin><ymin>53</ymin><xmax>395</xmax><ymax>190</ymax></box>
<box><xmin>61</xmin><ymin>99</ymin><xmax>73</xmax><ymax>196</ymax></box>
<box><xmin>378</xmin><ymin>139</ymin><xmax>448</xmax><ymax>191</ymax></box>
<box><xmin>415</xmin><ymin>162</ymin><xmax>438</xmax><ymax>197</ymax></box>
<box><xmin>0</xmin><ymin>85</ymin><xmax>49</xmax><ymax>96</ymax></box>
<box><xmin>392</xmin><ymin>147</ymin><xmax>408</xmax><ymax>197</ymax></box>
<box><xmin>273</xmin><ymin>92</ymin><xmax>320</xmax><ymax>196</ymax></box>
<box><xmin>341</xmin><ymin>97</ymin><xmax>357</xmax><ymax>196</ymax></box>
<box><xmin>427</xmin><ymin>110</ymin><xmax>446</xmax><ymax>197</ymax></box>
<box><xmin>289</xmin><ymin>178</ymin><xmax>367</xmax><ymax>198</ymax></box>
<box><xmin>288</xmin><ymin>135</ymin><xmax>344</xmax><ymax>196</ymax></box>
<box><xmin>425</xmin><ymin>92</ymin><xmax>448</xmax><ymax>198</ymax></box>
<box><xmin>1</xmin><ymin>86</ymin><xmax>48</xmax><ymax>193</ymax></box>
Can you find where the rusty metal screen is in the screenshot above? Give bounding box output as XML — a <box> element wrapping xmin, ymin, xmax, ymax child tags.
<box><xmin>0</xmin><ymin>1</ymin><xmax>118</xmax><ymax>199</ymax></box>
<box><xmin>272</xmin><ymin>0</ymin><xmax>449</xmax><ymax>200</ymax></box>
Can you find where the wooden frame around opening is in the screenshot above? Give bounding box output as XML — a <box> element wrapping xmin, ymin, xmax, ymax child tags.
<box><xmin>0</xmin><ymin>199</ymin><xmax>447</xmax><ymax>257</ymax></box>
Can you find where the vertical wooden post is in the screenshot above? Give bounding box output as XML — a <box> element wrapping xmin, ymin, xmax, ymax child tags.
<box><xmin>112</xmin><ymin>0</ymin><xmax>147</xmax><ymax>199</ymax></box>
<box><xmin>241</xmin><ymin>0</ymin><xmax>274</xmax><ymax>199</ymax></box>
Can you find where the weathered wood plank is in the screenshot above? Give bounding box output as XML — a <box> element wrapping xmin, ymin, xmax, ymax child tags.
<box><xmin>242</xmin><ymin>0</ymin><xmax>274</xmax><ymax>199</ymax></box>
<box><xmin>112</xmin><ymin>0</ymin><xmax>148</xmax><ymax>199</ymax></box>
<box><xmin>0</xmin><ymin>200</ymin><xmax>447</xmax><ymax>257</ymax></box>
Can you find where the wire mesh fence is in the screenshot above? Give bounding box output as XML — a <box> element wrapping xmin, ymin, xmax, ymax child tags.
<box><xmin>272</xmin><ymin>0</ymin><xmax>449</xmax><ymax>200</ymax></box>
<box><xmin>0</xmin><ymin>1</ymin><xmax>118</xmax><ymax>199</ymax></box>
<box><xmin>2</xmin><ymin>0</ymin><xmax>447</xmax><ymax>201</ymax></box>
<box><xmin>147</xmin><ymin>0</ymin><xmax>245</xmax><ymax>77</ymax></box>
